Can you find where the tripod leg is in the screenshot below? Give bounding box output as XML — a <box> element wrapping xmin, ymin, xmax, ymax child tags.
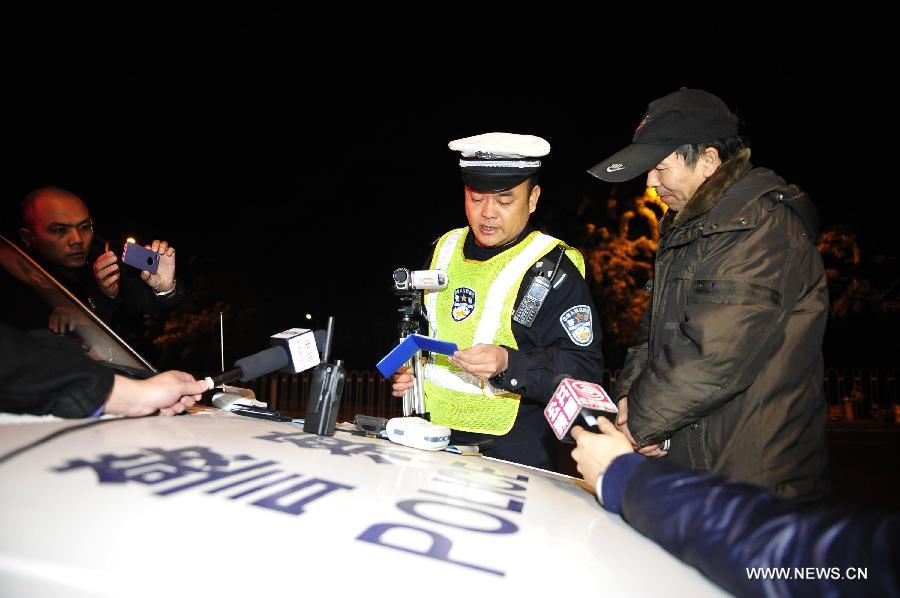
<box><xmin>412</xmin><ymin>349</ymin><xmax>426</xmax><ymax>415</ymax></box>
<box><xmin>402</xmin><ymin>354</ymin><xmax>416</xmax><ymax>417</ymax></box>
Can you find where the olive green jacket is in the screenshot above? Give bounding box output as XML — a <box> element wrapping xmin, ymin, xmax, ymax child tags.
<box><xmin>617</xmin><ymin>149</ymin><xmax>829</xmax><ymax>502</ymax></box>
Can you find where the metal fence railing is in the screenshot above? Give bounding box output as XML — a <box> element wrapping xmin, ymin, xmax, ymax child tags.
<box><xmin>824</xmin><ymin>368</ymin><xmax>898</xmax><ymax>423</ymax></box>
<box><xmin>245</xmin><ymin>370</ymin><xmax>400</xmax><ymax>422</ymax></box>
<box><xmin>246</xmin><ymin>368</ymin><xmax>900</xmax><ymax>425</ymax></box>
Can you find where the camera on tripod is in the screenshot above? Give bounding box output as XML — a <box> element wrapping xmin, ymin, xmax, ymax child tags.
<box><xmin>391</xmin><ymin>268</ymin><xmax>448</xmax><ymax>417</ymax></box>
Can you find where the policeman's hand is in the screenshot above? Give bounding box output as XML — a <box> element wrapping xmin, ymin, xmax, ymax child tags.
<box><xmin>140</xmin><ymin>239</ymin><xmax>176</xmax><ymax>294</ymax></box>
<box><xmin>571</xmin><ymin>418</ymin><xmax>635</xmax><ymax>489</ymax></box>
<box><xmin>450</xmin><ymin>344</ymin><xmax>508</xmax><ymax>380</ymax></box>
<box><xmin>391</xmin><ymin>365</ymin><xmax>414</xmax><ymax>398</ymax></box>
<box><xmin>92</xmin><ymin>251</ymin><xmax>120</xmax><ymax>298</ymax></box>
<box><xmin>105</xmin><ymin>371</ymin><xmax>209</xmax><ymax>417</ymax></box>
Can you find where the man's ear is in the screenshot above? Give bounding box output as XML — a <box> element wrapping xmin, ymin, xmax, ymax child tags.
<box><xmin>701</xmin><ymin>147</ymin><xmax>722</xmax><ymax>178</ymax></box>
<box><xmin>19</xmin><ymin>227</ymin><xmax>33</xmax><ymax>249</ymax></box>
<box><xmin>528</xmin><ymin>185</ymin><xmax>541</xmax><ymax>214</ymax></box>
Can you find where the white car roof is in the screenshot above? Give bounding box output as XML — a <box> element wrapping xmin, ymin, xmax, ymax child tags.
<box><xmin>0</xmin><ymin>409</ymin><xmax>723</xmax><ymax>597</ymax></box>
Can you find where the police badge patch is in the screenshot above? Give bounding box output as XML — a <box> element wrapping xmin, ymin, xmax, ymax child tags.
<box><xmin>560</xmin><ymin>305</ymin><xmax>593</xmax><ymax>346</ymax></box>
<box><xmin>451</xmin><ymin>287</ymin><xmax>476</xmax><ymax>322</ymax></box>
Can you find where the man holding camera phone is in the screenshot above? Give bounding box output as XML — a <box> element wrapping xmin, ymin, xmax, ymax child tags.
<box><xmin>391</xmin><ymin>133</ymin><xmax>604</xmax><ymax>470</ymax></box>
<box><xmin>17</xmin><ymin>186</ymin><xmax>184</xmax><ymax>332</ymax></box>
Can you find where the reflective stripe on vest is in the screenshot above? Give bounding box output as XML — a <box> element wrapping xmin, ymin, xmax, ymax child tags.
<box><xmin>421</xmin><ymin>228</ymin><xmax>565</xmax><ymax>435</ymax></box>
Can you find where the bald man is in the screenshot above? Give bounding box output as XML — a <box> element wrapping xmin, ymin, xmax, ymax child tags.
<box><xmin>18</xmin><ymin>186</ymin><xmax>184</xmax><ymax>331</ymax></box>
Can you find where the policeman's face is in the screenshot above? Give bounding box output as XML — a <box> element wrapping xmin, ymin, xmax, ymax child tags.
<box><xmin>20</xmin><ymin>194</ymin><xmax>94</xmax><ymax>269</ymax></box>
<box><xmin>465</xmin><ymin>179</ymin><xmax>540</xmax><ymax>247</ymax></box>
<box><xmin>645</xmin><ymin>151</ymin><xmax>713</xmax><ymax>211</ymax></box>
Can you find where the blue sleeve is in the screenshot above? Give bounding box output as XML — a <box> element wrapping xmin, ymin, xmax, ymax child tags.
<box><xmin>618</xmin><ymin>458</ymin><xmax>900</xmax><ymax>597</ymax></box>
<box><xmin>599</xmin><ymin>453</ymin><xmax>645</xmax><ymax>515</ymax></box>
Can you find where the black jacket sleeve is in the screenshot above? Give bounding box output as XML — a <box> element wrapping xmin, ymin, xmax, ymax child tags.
<box><xmin>118</xmin><ymin>273</ymin><xmax>186</xmax><ymax>316</ymax></box>
<box><xmin>495</xmin><ymin>249</ymin><xmax>605</xmax><ymax>403</ymax></box>
<box><xmin>615</xmin><ymin>281</ymin><xmax>651</xmax><ymax>402</ymax></box>
<box><xmin>0</xmin><ymin>322</ymin><xmax>114</xmax><ymax>417</ymax></box>
<box><xmin>62</xmin><ymin>268</ymin><xmax>184</xmax><ymax>324</ymax></box>
<box><xmin>84</xmin><ymin>286</ymin><xmax>122</xmax><ymax>323</ymax></box>
<box><xmin>611</xmin><ymin>457</ymin><xmax>900</xmax><ymax>597</ymax></box>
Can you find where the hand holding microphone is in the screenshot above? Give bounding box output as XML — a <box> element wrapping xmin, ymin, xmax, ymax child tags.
<box><xmin>571</xmin><ymin>418</ymin><xmax>635</xmax><ymax>489</ymax></box>
<box><xmin>543</xmin><ymin>374</ymin><xmax>618</xmax><ymax>441</ymax></box>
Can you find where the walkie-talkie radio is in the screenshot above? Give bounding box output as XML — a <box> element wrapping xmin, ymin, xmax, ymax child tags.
<box><xmin>513</xmin><ymin>275</ymin><xmax>552</xmax><ymax>327</ymax></box>
<box><xmin>513</xmin><ymin>248</ymin><xmax>567</xmax><ymax>328</ymax></box>
<box><xmin>303</xmin><ymin>316</ymin><xmax>345</xmax><ymax>437</ymax></box>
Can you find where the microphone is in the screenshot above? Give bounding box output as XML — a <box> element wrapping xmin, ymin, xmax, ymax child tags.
<box><xmin>271</xmin><ymin>328</ymin><xmax>326</xmax><ymax>373</ymax></box>
<box><xmin>205</xmin><ymin>328</ymin><xmax>325</xmax><ymax>389</ymax></box>
<box><xmin>544</xmin><ymin>374</ymin><xmax>618</xmax><ymax>440</ymax></box>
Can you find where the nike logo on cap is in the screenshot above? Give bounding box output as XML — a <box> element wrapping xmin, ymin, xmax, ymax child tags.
<box><xmin>606</xmin><ymin>164</ymin><xmax>625</xmax><ymax>173</ymax></box>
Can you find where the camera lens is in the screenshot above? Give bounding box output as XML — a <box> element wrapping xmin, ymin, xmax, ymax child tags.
<box><xmin>146</xmin><ymin>257</ymin><xmax>153</xmax><ymax>266</ymax></box>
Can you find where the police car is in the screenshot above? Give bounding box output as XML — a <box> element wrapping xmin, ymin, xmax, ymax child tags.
<box><xmin>0</xmin><ymin>235</ymin><xmax>723</xmax><ymax>597</ymax></box>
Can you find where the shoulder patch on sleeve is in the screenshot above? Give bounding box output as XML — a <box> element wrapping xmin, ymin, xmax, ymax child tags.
<box><xmin>560</xmin><ymin>305</ymin><xmax>593</xmax><ymax>346</ymax></box>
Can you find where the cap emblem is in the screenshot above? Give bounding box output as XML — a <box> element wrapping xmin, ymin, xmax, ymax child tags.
<box><xmin>635</xmin><ymin>115</ymin><xmax>652</xmax><ymax>134</ymax></box>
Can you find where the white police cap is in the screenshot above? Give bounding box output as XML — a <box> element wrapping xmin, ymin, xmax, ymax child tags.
<box><xmin>448</xmin><ymin>132</ymin><xmax>550</xmax><ymax>192</ymax></box>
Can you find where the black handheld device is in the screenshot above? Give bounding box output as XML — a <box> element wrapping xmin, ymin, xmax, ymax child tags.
<box><xmin>303</xmin><ymin>317</ymin><xmax>345</xmax><ymax>436</ymax></box>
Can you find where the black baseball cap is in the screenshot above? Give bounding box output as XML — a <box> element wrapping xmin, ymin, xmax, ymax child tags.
<box><xmin>588</xmin><ymin>88</ymin><xmax>738</xmax><ymax>183</ymax></box>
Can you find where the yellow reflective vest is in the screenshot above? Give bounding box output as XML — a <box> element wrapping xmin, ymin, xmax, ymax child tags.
<box><xmin>423</xmin><ymin>227</ymin><xmax>584</xmax><ymax>435</ymax></box>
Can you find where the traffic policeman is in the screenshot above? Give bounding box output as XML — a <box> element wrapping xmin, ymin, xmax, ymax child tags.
<box><xmin>392</xmin><ymin>132</ymin><xmax>604</xmax><ymax>470</ymax></box>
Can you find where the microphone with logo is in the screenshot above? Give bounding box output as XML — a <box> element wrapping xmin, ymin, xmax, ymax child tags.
<box><xmin>544</xmin><ymin>374</ymin><xmax>618</xmax><ymax>442</ymax></box>
<box><xmin>205</xmin><ymin>328</ymin><xmax>325</xmax><ymax>390</ymax></box>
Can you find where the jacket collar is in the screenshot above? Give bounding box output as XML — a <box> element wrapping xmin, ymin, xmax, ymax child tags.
<box><xmin>668</xmin><ymin>147</ymin><xmax>752</xmax><ymax>229</ymax></box>
<box><xmin>464</xmin><ymin>225</ymin><xmax>534</xmax><ymax>261</ymax></box>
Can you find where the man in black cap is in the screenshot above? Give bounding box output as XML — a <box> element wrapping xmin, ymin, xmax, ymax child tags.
<box><xmin>392</xmin><ymin>132</ymin><xmax>604</xmax><ymax>470</ymax></box>
<box><xmin>586</xmin><ymin>89</ymin><xmax>829</xmax><ymax>502</ymax></box>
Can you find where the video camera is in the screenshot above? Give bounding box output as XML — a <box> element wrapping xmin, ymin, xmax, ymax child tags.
<box><xmin>392</xmin><ymin>268</ymin><xmax>447</xmax><ymax>292</ymax></box>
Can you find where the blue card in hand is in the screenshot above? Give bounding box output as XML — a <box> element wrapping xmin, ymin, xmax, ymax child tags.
<box><xmin>376</xmin><ymin>334</ymin><xmax>458</xmax><ymax>377</ymax></box>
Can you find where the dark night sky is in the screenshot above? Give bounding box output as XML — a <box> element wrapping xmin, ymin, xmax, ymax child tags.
<box><xmin>2</xmin><ymin>8</ymin><xmax>893</xmax><ymax>371</ymax></box>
